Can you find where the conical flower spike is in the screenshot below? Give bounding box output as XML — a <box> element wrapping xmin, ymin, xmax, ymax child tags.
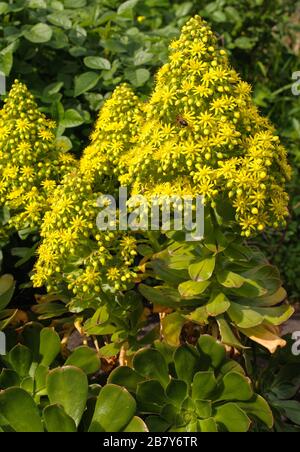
<box><xmin>120</xmin><ymin>16</ymin><xmax>291</xmax><ymax>237</ymax></box>
<box><xmin>33</xmin><ymin>85</ymin><xmax>143</xmax><ymax>302</ymax></box>
<box><xmin>0</xmin><ymin>80</ymin><xmax>76</xmax><ymax>235</ymax></box>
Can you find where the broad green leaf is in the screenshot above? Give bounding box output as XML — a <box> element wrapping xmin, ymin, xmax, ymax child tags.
<box><xmin>146</xmin><ymin>415</ymin><xmax>170</xmax><ymax>432</ymax></box>
<box><xmin>217</xmin><ymin>317</ymin><xmax>246</xmax><ymax>349</ymax></box>
<box><xmin>192</xmin><ymin>371</ymin><xmax>217</xmax><ymax>400</ymax></box>
<box><xmin>228</xmin><ymin>302</ymin><xmax>264</xmax><ymax>328</ymax></box>
<box><xmin>0</xmin><ymin>274</ymin><xmax>15</xmax><ymax>311</ymax></box>
<box><xmin>206</xmin><ymin>292</ymin><xmax>230</xmax><ymax>317</ymax></box>
<box><xmin>74</xmin><ymin>72</ymin><xmax>100</xmax><ymax>97</ymax></box>
<box><xmin>139</xmin><ymin>284</ymin><xmax>181</xmax><ymax>308</ymax></box>
<box><xmin>47</xmin><ymin>366</ymin><xmax>88</xmax><ymax>426</ymax></box>
<box><xmin>65</xmin><ymin>346</ymin><xmax>100</xmax><ymax>375</ymax></box>
<box><xmin>133</xmin><ymin>348</ymin><xmax>169</xmax><ymax>388</ymax></box>
<box><xmin>214</xmin><ymin>403</ymin><xmax>251</xmax><ymax>432</ymax></box>
<box><xmin>174</xmin><ymin>345</ymin><xmax>200</xmax><ymax>385</ymax></box>
<box><xmin>217</xmin><ymin>372</ymin><xmax>253</xmax><ymax>402</ymax></box>
<box><xmin>0</xmin><ymin>369</ymin><xmax>20</xmax><ymax>389</ymax></box>
<box><xmin>64</xmin><ymin>0</ymin><xmax>87</xmax><ymax>7</ymax></box>
<box><xmin>47</xmin><ymin>13</ymin><xmax>72</xmax><ymax>29</ymax></box>
<box><xmin>188</xmin><ymin>305</ymin><xmax>209</xmax><ymax>325</ymax></box>
<box><xmin>234</xmin><ymin>37</ymin><xmax>255</xmax><ymax>49</ymax></box>
<box><xmin>238</xmin><ymin>323</ymin><xmax>286</xmax><ymax>353</ymax></box>
<box><xmin>43</xmin><ymin>404</ymin><xmax>77</xmax><ymax>432</ymax></box>
<box><xmin>84</xmin><ymin>57</ymin><xmax>111</xmax><ymax>71</ymax></box>
<box><xmin>108</xmin><ymin>366</ymin><xmax>144</xmax><ymax>392</ymax></box>
<box><xmin>39</xmin><ymin>327</ymin><xmax>61</xmax><ymax>367</ymax></box>
<box><xmin>271</xmin><ymin>400</ymin><xmax>300</xmax><ymax>425</ymax></box>
<box><xmin>198</xmin><ymin>417</ymin><xmax>218</xmax><ymax>432</ymax></box>
<box><xmin>197</xmin><ymin>335</ymin><xmax>226</xmax><ymax>369</ymax></box>
<box><xmin>55</xmin><ymin>136</ymin><xmax>72</xmax><ymax>152</ymax></box>
<box><xmin>8</xmin><ymin>344</ymin><xmax>32</xmax><ymax>377</ymax></box>
<box><xmin>117</xmin><ymin>0</ymin><xmax>139</xmax><ymax>17</ymax></box>
<box><xmin>0</xmin><ymin>388</ymin><xmax>43</xmax><ymax>432</ymax></box>
<box><xmin>256</xmin><ymin>305</ymin><xmax>294</xmax><ymax>326</ymax></box>
<box><xmin>136</xmin><ymin>380</ymin><xmax>167</xmax><ymax>413</ymax></box>
<box><xmin>89</xmin><ymin>385</ymin><xmax>136</xmax><ymax>432</ymax></box>
<box><xmin>0</xmin><ymin>2</ymin><xmax>9</xmax><ymax>14</ymax></box>
<box><xmin>217</xmin><ymin>270</ymin><xmax>245</xmax><ymax>288</ymax></box>
<box><xmin>134</xmin><ymin>49</ymin><xmax>154</xmax><ymax>66</ymax></box>
<box><xmin>0</xmin><ymin>51</ymin><xmax>13</xmax><ymax>77</ymax></box>
<box><xmin>238</xmin><ymin>395</ymin><xmax>273</xmax><ymax>429</ymax></box>
<box><xmin>178</xmin><ymin>280</ymin><xmax>211</xmax><ymax>298</ymax></box>
<box><xmin>161</xmin><ymin>312</ymin><xmax>185</xmax><ymax>347</ymax></box>
<box><xmin>126</xmin><ymin>68</ymin><xmax>151</xmax><ymax>87</ymax></box>
<box><xmin>195</xmin><ymin>400</ymin><xmax>212</xmax><ymax>419</ymax></box>
<box><xmin>34</xmin><ymin>365</ymin><xmax>48</xmax><ymax>395</ymax></box>
<box><xmin>61</xmin><ymin>109</ymin><xmax>84</xmax><ymax>128</ymax></box>
<box><xmin>189</xmin><ymin>256</ymin><xmax>215</xmax><ymax>282</ymax></box>
<box><xmin>99</xmin><ymin>342</ymin><xmax>121</xmax><ymax>357</ymax></box>
<box><xmin>250</xmin><ymin>287</ymin><xmax>287</xmax><ymax>307</ymax></box>
<box><xmin>166</xmin><ymin>379</ymin><xmax>188</xmax><ymax>406</ymax></box>
<box><xmin>124</xmin><ymin>416</ymin><xmax>148</xmax><ymax>432</ymax></box>
<box><xmin>24</xmin><ymin>23</ymin><xmax>53</xmax><ymax>43</ymax></box>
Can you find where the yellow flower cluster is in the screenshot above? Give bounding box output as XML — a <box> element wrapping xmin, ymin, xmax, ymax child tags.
<box><xmin>33</xmin><ymin>85</ymin><xmax>142</xmax><ymax>300</ymax></box>
<box><xmin>119</xmin><ymin>16</ymin><xmax>291</xmax><ymax>236</ymax></box>
<box><xmin>0</xmin><ymin>80</ymin><xmax>76</xmax><ymax>236</ymax></box>
<box><xmin>33</xmin><ymin>16</ymin><xmax>292</xmax><ymax>303</ymax></box>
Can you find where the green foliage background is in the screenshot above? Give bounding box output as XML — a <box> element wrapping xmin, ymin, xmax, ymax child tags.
<box><xmin>0</xmin><ymin>0</ymin><xmax>299</xmax><ymax>299</ymax></box>
<box><xmin>0</xmin><ymin>0</ymin><xmax>299</xmax><ymax>433</ymax></box>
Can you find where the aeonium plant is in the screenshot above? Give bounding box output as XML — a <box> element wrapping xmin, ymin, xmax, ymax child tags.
<box><xmin>0</xmin><ymin>325</ymin><xmax>147</xmax><ymax>433</ymax></box>
<box><xmin>109</xmin><ymin>335</ymin><xmax>274</xmax><ymax>432</ymax></box>
<box><xmin>138</xmin><ymin>210</ymin><xmax>294</xmax><ymax>353</ymax></box>
<box><xmin>0</xmin><ymin>80</ymin><xmax>76</xmax><ymax>240</ymax></box>
<box><xmin>31</xmin><ymin>15</ymin><xmax>293</xmax><ymax>356</ymax></box>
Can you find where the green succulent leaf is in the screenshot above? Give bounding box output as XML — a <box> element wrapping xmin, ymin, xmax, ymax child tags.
<box><xmin>217</xmin><ymin>317</ymin><xmax>246</xmax><ymax>349</ymax></box>
<box><xmin>65</xmin><ymin>346</ymin><xmax>100</xmax><ymax>375</ymax></box>
<box><xmin>238</xmin><ymin>395</ymin><xmax>273</xmax><ymax>429</ymax></box>
<box><xmin>39</xmin><ymin>327</ymin><xmax>61</xmax><ymax>367</ymax></box>
<box><xmin>0</xmin><ymin>274</ymin><xmax>15</xmax><ymax>310</ymax></box>
<box><xmin>161</xmin><ymin>312</ymin><xmax>185</xmax><ymax>347</ymax></box>
<box><xmin>24</xmin><ymin>23</ymin><xmax>53</xmax><ymax>43</ymax></box>
<box><xmin>108</xmin><ymin>366</ymin><xmax>144</xmax><ymax>393</ymax></box>
<box><xmin>0</xmin><ymin>388</ymin><xmax>43</xmax><ymax>432</ymax></box>
<box><xmin>195</xmin><ymin>400</ymin><xmax>212</xmax><ymax>419</ymax></box>
<box><xmin>174</xmin><ymin>345</ymin><xmax>200</xmax><ymax>385</ymax></box>
<box><xmin>178</xmin><ymin>280</ymin><xmax>211</xmax><ymax>298</ymax></box>
<box><xmin>217</xmin><ymin>372</ymin><xmax>253</xmax><ymax>402</ymax></box>
<box><xmin>206</xmin><ymin>292</ymin><xmax>231</xmax><ymax>317</ymax></box>
<box><xmin>227</xmin><ymin>302</ymin><xmax>264</xmax><ymax>329</ymax></box>
<box><xmin>136</xmin><ymin>380</ymin><xmax>167</xmax><ymax>413</ymax></box>
<box><xmin>214</xmin><ymin>403</ymin><xmax>251</xmax><ymax>432</ymax></box>
<box><xmin>123</xmin><ymin>416</ymin><xmax>148</xmax><ymax>432</ymax></box>
<box><xmin>89</xmin><ymin>384</ymin><xmax>136</xmax><ymax>432</ymax></box>
<box><xmin>197</xmin><ymin>335</ymin><xmax>226</xmax><ymax>369</ymax></box>
<box><xmin>166</xmin><ymin>379</ymin><xmax>188</xmax><ymax>407</ymax></box>
<box><xmin>192</xmin><ymin>371</ymin><xmax>217</xmax><ymax>400</ymax></box>
<box><xmin>198</xmin><ymin>417</ymin><xmax>218</xmax><ymax>432</ymax></box>
<box><xmin>0</xmin><ymin>369</ymin><xmax>20</xmax><ymax>389</ymax></box>
<box><xmin>133</xmin><ymin>348</ymin><xmax>170</xmax><ymax>388</ymax></box>
<box><xmin>189</xmin><ymin>256</ymin><xmax>216</xmax><ymax>282</ymax></box>
<box><xmin>8</xmin><ymin>344</ymin><xmax>32</xmax><ymax>378</ymax></box>
<box><xmin>47</xmin><ymin>366</ymin><xmax>88</xmax><ymax>426</ymax></box>
<box><xmin>43</xmin><ymin>404</ymin><xmax>77</xmax><ymax>432</ymax></box>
